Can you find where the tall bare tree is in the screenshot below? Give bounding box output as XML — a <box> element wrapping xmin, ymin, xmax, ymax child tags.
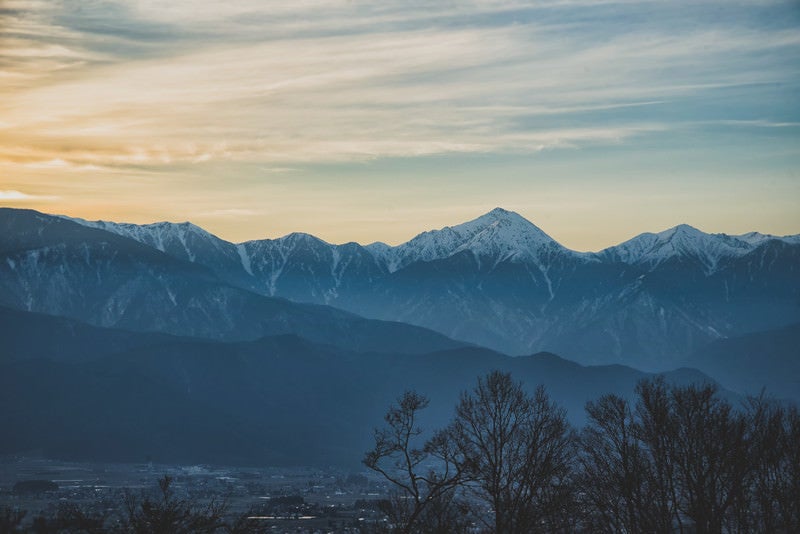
<box><xmin>668</xmin><ymin>383</ymin><xmax>750</xmax><ymax>534</ymax></box>
<box><xmin>737</xmin><ymin>396</ymin><xmax>800</xmax><ymax>533</ymax></box>
<box><xmin>363</xmin><ymin>391</ymin><xmax>465</xmax><ymax>534</ymax></box>
<box><xmin>581</xmin><ymin>378</ymin><xmax>771</xmax><ymax>534</ymax></box>
<box><xmin>580</xmin><ymin>393</ymin><xmax>663</xmax><ymax>533</ymax></box>
<box><xmin>450</xmin><ymin>370</ymin><xmax>575</xmax><ymax>534</ymax></box>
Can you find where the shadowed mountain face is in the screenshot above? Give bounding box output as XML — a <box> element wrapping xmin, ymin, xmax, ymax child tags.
<box><xmin>52</xmin><ymin>207</ymin><xmax>800</xmax><ymax>370</ymax></box>
<box><xmin>0</xmin><ymin>307</ymin><xmax>718</xmax><ymax>467</ymax></box>
<box><xmin>0</xmin><ymin>209</ymin><xmax>465</xmax><ymax>355</ymax></box>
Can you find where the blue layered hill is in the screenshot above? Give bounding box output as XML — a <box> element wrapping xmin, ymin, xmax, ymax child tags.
<box><xmin>0</xmin><ymin>306</ymin><xmax>717</xmax><ymax>466</ymax></box>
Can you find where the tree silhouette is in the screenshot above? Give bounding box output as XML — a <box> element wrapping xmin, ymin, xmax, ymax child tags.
<box><xmin>450</xmin><ymin>370</ymin><xmax>576</xmax><ymax>533</ymax></box>
<box><xmin>363</xmin><ymin>391</ymin><xmax>465</xmax><ymax>533</ymax></box>
<box><xmin>739</xmin><ymin>396</ymin><xmax>800</xmax><ymax>532</ymax></box>
<box><xmin>578</xmin><ymin>378</ymin><xmax>792</xmax><ymax>533</ymax></box>
<box><xmin>580</xmin><ymin>393</ymin><xmax>660</xmax><ymax>533</ymax></box>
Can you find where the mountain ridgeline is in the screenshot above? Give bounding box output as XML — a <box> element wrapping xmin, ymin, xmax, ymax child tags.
<box><xmin>0</xmin><ymin>209</ymin><xmax>464</xmax><ymax>355</ymax></box>
<box><xmin>0</xmin><ymin>206</ymin><xmax>798</xmax><ymax>467</ymax></box>
<box><xmin>6</xmin><ymin>206</ymin><xmax>795</xmax><ymax>370</ymax></box>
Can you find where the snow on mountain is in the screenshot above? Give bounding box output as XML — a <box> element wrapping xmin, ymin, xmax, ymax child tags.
<box><xmin>63</xmin><ymin>210</ymin><xmax>799</xmax><ymax>278</ymax></box>
<box><xmin>9</xmin><ymin>207</ymin><xmax>800</xmax><ymax>369</ymax></box>
<box><xmin>2</xmin><ymin>209</ymin><xmax>466</xmax><ymax>354</ymax></box>
<box><xmin>62</xmin><ymin>216</ymin><xmax>220</xmax><ymax>262</ymax></box>
<box><xmin>381</xmin><ymin>207</ymin><xmax>579</xmax><ymax>272</ymax></box>
<box><xmin>61</xmin><ymin>215</ymin><xmax>259</xmax><ymax>290</ymax></box>
<box><xmin>599</xmin><ymin>224</ymin><xmax>792</xmax><ymax>274</ymax></box>
<box><xmin>734</xmin><ymin>231</ymin><xmax>774</xmax><ymax>247</ymax></box>
<box><xmin>363</xmin><ymin>241</ymin><xmax>393</xmax><ymax>265</ymax></box>
<box><xmin>239</xmin><ymin>232</ymin><xmax>387</xmax><ymax>301</ymax></box>
<box><xmin>239</xmin><ymin>232</ymin><xmax>333</xmax><ymax>296</ymax></box>
<box><xmin>735</xmin><ymin>231</ymin><xmax>800</xmax><ymax>246</ymax></box>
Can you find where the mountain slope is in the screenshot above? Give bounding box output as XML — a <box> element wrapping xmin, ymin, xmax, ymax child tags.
<box><xmin>0</xmin><ymin>305</ymin><xmax>181</xmax><ymax>364</ymax></box>
<box><xmin>54</xmin><ymin>207</ymin><xmax>800</xmax><ymax>369</ymax></box>
<box><xmin>601</xmin><ymin>224</ymin><xmax>747</xmax><ymax>273</ymax></box>
<box><xmin>369</xmin><ymin>207</ymin><xmax>583</xmax><ymax>271</ymax></box>
<box><xmin>0</xmin><ymin>208</ymin><xmax>466</xmax><ymax>355</ymax></box>
<box><xmin>62</xmin><ymin>215</ymin><xmax>258</xmax><ymax>291</ymax></box>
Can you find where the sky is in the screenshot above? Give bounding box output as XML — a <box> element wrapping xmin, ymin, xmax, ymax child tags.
<box><xmin>1</xmin><ymin>0</ymin><xmax>799</xmax><ymax>251</ymax></box>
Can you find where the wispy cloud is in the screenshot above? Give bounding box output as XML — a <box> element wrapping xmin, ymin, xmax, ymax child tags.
<box><xmin>0</xmin><ymin>0</ymin><xmax>798</xmax><ymax>247</ymax></box>
<box><xmin>2</xmin><ymin>1</ymin><xmax>797</xmax><ymax>170</ymax></box>
<box><xmin>711</xmin><ymin>120</ymin><xmax>800</xmax><ymax>128</ymax></box>
<box><xmin>0</xmin><ymin>190</ymin><xmax>59</xmax><ymax>201</ymax></box>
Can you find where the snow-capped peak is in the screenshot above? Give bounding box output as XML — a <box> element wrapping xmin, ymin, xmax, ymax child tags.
<box><xmin>601</xmin><ymin>224</ymin><xmax>774</xmax><ymax>273</ymax></box>
<box><xmin>381</xmin><ymin>208</ymin><xmax>570</xmax><ymax>272</ymax></box>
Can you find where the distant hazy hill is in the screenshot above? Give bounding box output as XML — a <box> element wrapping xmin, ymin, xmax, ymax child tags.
<box><xmin>57</xmin><ymin>206</ymin><xmax>800</xmax><ymax>370</ymax></box>
<box><xmin>688</xmin><ymin>322</ymin><xmax>800</xmax><ymax>403</ymax></box>
<box><xmin>0</xmin><ymin>308</ymin><xmax>717</xmax><ymax>467</ymax></box>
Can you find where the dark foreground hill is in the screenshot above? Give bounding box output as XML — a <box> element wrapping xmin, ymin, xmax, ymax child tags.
<box><xmin>1</xmin><ymin>308</ymin><xmax>718</xmax><ymax>467</ymax></box>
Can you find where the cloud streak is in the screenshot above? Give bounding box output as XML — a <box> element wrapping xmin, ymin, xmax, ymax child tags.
<box><xmin>0</xmin><ymin>0</ymin><xmax>798</xmax><ymax>246</ymax></box>
<box><xmin>0</xmin><ymin>190</ymin><xmax>59</xmax><ymax>201</ymax></box>
<box><xmin>3</xmin><ymin>12</ymin><xmax>797</xmax><ymax>168</ymax></box>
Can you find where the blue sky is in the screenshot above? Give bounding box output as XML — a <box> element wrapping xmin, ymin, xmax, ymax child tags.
<box><xmin>1</xmin><ymin>0</ymin><xmax>798</xmax><ymax>249</ymax></box>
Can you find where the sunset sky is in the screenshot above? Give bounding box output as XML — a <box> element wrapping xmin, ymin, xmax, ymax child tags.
<box><xmin>1</xmin><ymin>0</ymin><xmax>799</xmax><ymax>250</ymax></box>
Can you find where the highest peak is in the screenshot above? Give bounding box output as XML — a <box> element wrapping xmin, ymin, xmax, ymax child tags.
<box><xmin>453</xmin><ymin>207</ymin><xmax>546</xmax><ymax>235</ymax></box>
<box><xmin>660</xmin><ymin>223</ymin><xmax>704</xmax><ymax>239</ymax></box>
<box><xmin>485</xmin><ymin>206</ymin><xmax>514</xmax><ymax>218</ymax></box>
<box><xmin>383</xmin><ymin>207</ymin><xmax>569</xmax><ymax>271</ymax></box>
<box><xmin>473</xmin><ymin>207</ymin><xmax>531</xmax><ymax>225</ymax></box>
<box><xmin>670</xmin><ymin>223</ymin><xmax>701</xmax><ymax>233</ymax></box>
<box><xmin>459</xmin><ymin>208</ymin><xmax>557</xmax><ymax>243</ymax></box>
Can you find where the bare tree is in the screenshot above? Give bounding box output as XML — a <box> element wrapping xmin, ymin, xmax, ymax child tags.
<box><xmin>740</xmin><ymin>396</ymin><xmax>800</xmax><ymax>533</ymax></box>
<box><xmin>581</xmin><ymin>378</ymin><xmax>773</xmax><ymax>534</ymax></box>
<box><xmin>363</xmin><ymin>391</ymin><xmax>465</xmax><ymax>534</ymax></box>
<box><xmin>366</xmin><ymin>375</ymin><xmax>800</xmax><ymax>534</ymax></box>
<box><xmin>580</xmin><ymin>393</ymin><xmax>663</xmax><ymax>533</ymax></box>
<box><xmin>450</xmin><ymin>370</ymin><xmax>575</xmax><ymax>534</ymax></box>
<box><xmin>633</xmin><ymin>377</ymin><xmax>681</xmax><ymax>533</ymax></box>
<box><xmin>668</xmin><ymin>383</ymin><xmax>750</xmax><ymax>534</ymax></box>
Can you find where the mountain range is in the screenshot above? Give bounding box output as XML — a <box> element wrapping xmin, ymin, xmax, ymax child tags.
<box><xmin>0</xmin><ymin>206</ymin><xmax>797</xmax><ymax>466</ymax></box>
<box><xmin>0</xmin><ymin>208</ymin><xmax>464</xmax><ymax>355</ymax></box>
<box><xmin>40</xmin><ymin>206</ymin><xmax>800</xmax><ymax>370</ymax></box>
